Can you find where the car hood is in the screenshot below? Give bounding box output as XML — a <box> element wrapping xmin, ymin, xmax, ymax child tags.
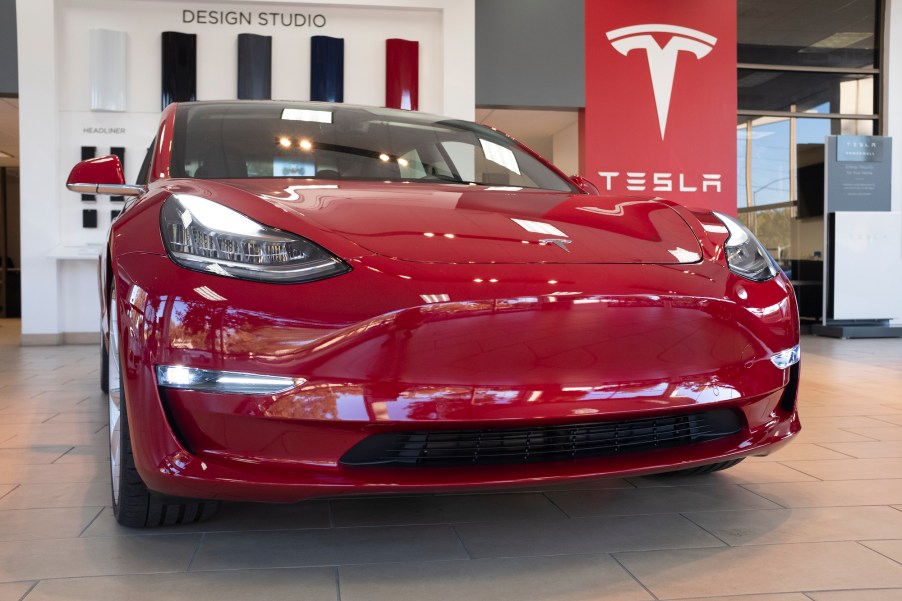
<box><xmin>221</xmin><ymin>181</ymin><xmax>703</xmax><ymax>265</ymax></box>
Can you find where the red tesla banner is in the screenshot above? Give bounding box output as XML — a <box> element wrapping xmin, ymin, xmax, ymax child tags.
<box><xmin>583</xmin><ymin>0</ymin><xmax>737</xmax><ymax>214</ymax></box>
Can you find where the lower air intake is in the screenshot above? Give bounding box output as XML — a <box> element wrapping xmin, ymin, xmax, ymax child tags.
<box><xmin>340</xmin><ymin>408</ymin><xmax>743</xmax><ymax>467</ymax></box>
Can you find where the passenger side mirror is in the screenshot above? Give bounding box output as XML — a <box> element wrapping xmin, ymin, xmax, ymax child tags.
<box><xmin>570</xmin><ymin>175</ymin><xmax>600</xmax><ymax>195</ymax></box>
<box><xmin>66</xmin><ymin>155</ymin><xmax>143</xmax><ymax>196</ymax></box>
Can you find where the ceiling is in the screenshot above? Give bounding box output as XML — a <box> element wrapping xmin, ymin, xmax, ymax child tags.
<box><xmin>737</xmin><ymin>0</ymin><xmax>876</xmax><ymax>49</ymax></box>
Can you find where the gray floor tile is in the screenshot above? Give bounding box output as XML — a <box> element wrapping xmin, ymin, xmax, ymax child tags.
<box><xmin>869</xmin><ymin>415</ymin><xmax>902</xmax><ymax>426</ymax></box>
<box><xmin>0</xmin><ymin>506</ymin><xmax>102</xmax><ymax>541</ymax></box>
<box><xmin>655</xmin><ymin>595</ymin><xmax>810</xmax><ymax>601</ymax></box>
<box><xmin>799</xmin><ymin>416</ymin><xmax>902</xmax><ymax>429</ymax></box>
<box><xmin>800</xmin><ymin>406</ymin><xmax>902</xmax><ymax>418</ymax></box>
<box><xmin>330</xmin><ymin>492</ymin><xmax>566</xmax><ymax>527</ymax></box>
<box><xmin>615</xmin><ymin>541</ymin><xmax>902</xmax><ymax>598</ymax></box>
<box><xmin>0</xmin><ymin>430</ymin><xmax>106</xmax><ymax>448</ymax></box>
<box><xmin>0</xmin><ymin>413</ymin><xmax>57</xmax><ymax>424</ymax></box>
<box><xmin>190</xmin><ymin>525</ymin><xmax>468</xmax><ymax>570</ymax></box>
<box><xmin>861</xmin><ymin>539</ymin><xmax>902</xmax><ymax>563</ymax></box>
<box><xmin>24</xmin><ymin>568</ymin><xmax>337</xmax><ymax>601</ymax></box>
<box><xmin>455</xmin><ymin>513</ymin><xmax>723</xmax><ymax>558</ymax></box>
<box><xmin>0</xmin><ymin>447</ymin><xmax>70</xmax><ymax>465</ymax></box>
<box><xmin>780</xmin><ymin>458</ymin><xmax>902</xmax><ymax>480</ymax></box>
<box><xmin>807</xmin><ymin>590</ymin><xmax>902</xmax><ymax>601</ymax></box>
<box><xmin>627</xmin><ymin>461</ymin><xmax>816</xmax><ymax>487</ymax></box>
<box><xmin>0</xmin><ymin>462</ymin><xmax>108</xmax><ymax>485</ymax></box>
<box><xmin>792</xmin><ymin>428</ymin><xmax>878</xmax><ymax>443</ymax></box>
<box><xmin>744</xmin><ymin>479</ymin><xmax>902</xmax><ymax>507</ymax></box>
<box><xmin>0</xmin><ymin>582</ymin><xmax>35</xmax><ymax>601</ymax></box>
<box><xmin>339</xmin><ymin>555</ymin><xmax>652</xmax><ymax>601</ymax></box>
<box><xmin>50</xmin><ymin>445</ymin><xmax>108</xmax><ymax>464</ymax></box>
<box><xmin>815</xmin><ymin>441</ymin><xmax>902</xmax><ymax>458</ymax></box>
<box><xmin>546</xmin><ymin>483</ymin><xmax>782</xmax><ymax>516</ymax></box>
<box><xmin>0</xmin><ymin>533</ymin><xmax>200</xmax><ymax>582</ymax></box>
<box><xmin>0</xmin><ymin>482</ymin><xmax>110</xmax><ymax>509</ymax></box>
<box><xmin>684</xmin><ymin>506</ymin><xmax>902</xmax><ymax>545</ymax></box>
<box><xmin>83</xmin><ymin>502</ymin><xmax>332</xmax><ymax>537</ymax></box>
<box><xmin>843</xmin><ymin>427</ymin><xmax>902</xmax><ymax>441</ymax></box>
<box><xmin>42</xmin><ymin>412</ymin><xmax>107</xmax><ymax>424</ymax></box>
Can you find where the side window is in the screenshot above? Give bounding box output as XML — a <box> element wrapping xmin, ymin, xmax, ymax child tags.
<box><xmin>135</xmin><ymin>141</ymin><xmax>154</xmax><ymax>185</ymax></box>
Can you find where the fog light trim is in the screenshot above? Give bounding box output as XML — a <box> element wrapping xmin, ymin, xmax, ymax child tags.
<box><xmin>770</xmin><ymin>344</ymin><xmax>801</xmax><ymax>369</ymax></box>
<box><xmin>156</xmin><ymin>365</ymin><xmax>304</xmax><ymax>395</ymax></box>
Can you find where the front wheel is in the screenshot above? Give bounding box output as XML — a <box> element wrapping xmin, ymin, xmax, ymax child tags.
<box><xmin>108</xmin><ymin>282</ymin><xmax>220</xmax><ymax>527</ymax></box>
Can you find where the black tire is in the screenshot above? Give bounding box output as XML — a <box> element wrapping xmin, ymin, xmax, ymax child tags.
<box><xmin>113</xmin><ymin>384</ymin><xmax>220</xmax><ymax>527</ymax></box>
<box><xmin>664</xmin><ymin>457</ymin><xmax>745</xmax><ymax>477</ymax></box>
<box><xmin>100</xmin><ymin>337</ymin><xmax>109</xmax><ymax>394</ymax></box>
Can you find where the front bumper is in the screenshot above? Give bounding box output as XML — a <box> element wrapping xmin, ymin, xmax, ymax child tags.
<box><xmin>115</xmin><ymin>253</ymin><xmax>800</xmax><ymax>502</ymax></box>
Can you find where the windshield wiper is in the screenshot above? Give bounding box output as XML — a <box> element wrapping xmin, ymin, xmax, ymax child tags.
<box><xmin>422</xmin><ymin>173</ymin><xmax>481</xmax><ymax>185</ymax></box>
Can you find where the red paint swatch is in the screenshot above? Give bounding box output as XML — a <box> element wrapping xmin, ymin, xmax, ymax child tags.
<box><xmin>386</xmin><ymin>39</ymin><xmax>419</xmax><ymax>110</ymax></box>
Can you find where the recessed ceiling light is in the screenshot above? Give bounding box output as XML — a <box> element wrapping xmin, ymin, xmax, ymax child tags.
<box><xmin>800</xmin><ymin>32</ymin><xmax>873</xmax><ymax>52</ymax></box>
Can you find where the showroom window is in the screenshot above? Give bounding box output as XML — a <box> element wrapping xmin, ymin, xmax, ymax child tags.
<box><xmin>736</xmin><ymin>0</ymin><xmax>880</xmax><ymax>265</ymax></box>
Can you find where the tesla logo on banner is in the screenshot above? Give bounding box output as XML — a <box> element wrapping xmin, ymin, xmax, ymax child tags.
<box><xmin>583</xmin><ymin>0</ymin><xmax>736</xmax><ymax>214</ymax></box>
<box><xmin>607</xmin><ymin>25</ymin><xmax>717</xmax><ymax>139</ymax></box>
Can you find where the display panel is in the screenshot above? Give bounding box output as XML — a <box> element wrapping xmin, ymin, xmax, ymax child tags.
<box><xmin>237</xmin><ymin>33</ymin><xmax>272</xmax><ymax>100</ymax></box>
<box><xmin>310</xmin><ymin>36</ymin><xmax>344</xmax><ymax>103</ymax></box>
<box><xmin>82</xmin><ymin>209</ymin><xmax>98</xmax><ymax>229</ymax></box>
<box><xmin>161</xmin><ymin>31</ymin><xmax>197</xmax><ymax>109</ymax></box>
<box><xmin>80</xmin><ymin>146</ymin><xmax>96</xmax><ymax>201</ymax></box>
<box><xmin>89</xmin><ymin>29</ymin><xmax>127</xmax><ymax>112</ymax></box>
<box><xmin>386</xmin><ymin>39</ymin><xmax>419</xmax><ymax>111</ymax></box>
<box><xmin>110</xmin><ymin>147</ymin><xmax>126</xmax><ymax>201</ymax></box>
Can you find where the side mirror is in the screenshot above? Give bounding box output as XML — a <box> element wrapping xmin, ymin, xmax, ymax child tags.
<box><xmin>570</xmin><ymin>175</ymin><xmax>600</xmax><ymax>195</ymax></box>
<box><xmin>66</xmin><ymin>155</ymin><xmax>143</xmax><ymax>196</ymax></box>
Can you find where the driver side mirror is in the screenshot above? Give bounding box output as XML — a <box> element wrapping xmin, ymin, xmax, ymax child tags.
<box><xmin>570</xmin><ymin>175</ymin><xmax>600</xmax><ymax>195</ymax></box>
<box><xmin>66</xmin><ymin>155</ymin><xmax>143</xmax><ymax>196</ymax></box>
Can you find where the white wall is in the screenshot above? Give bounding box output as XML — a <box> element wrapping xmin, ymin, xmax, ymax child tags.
<box><xmin>17</xmin><ymin>0</ymin><xmax>475</xmax><ymax>343</ymax></box>
<box><xmin>552</xmin><ymin>120</ymin><xmax>579</xmax><ymax>177</ymax></box>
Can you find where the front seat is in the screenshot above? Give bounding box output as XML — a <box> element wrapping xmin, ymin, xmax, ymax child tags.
<box><xmin>194</xmin><ymin>145</ymin><xmax>248</xmax><ymax>178</ymax></box>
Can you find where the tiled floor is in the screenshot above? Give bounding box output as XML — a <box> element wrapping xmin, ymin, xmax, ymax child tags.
<box><xmin>1</xmin><ymin>317</ymin><xmax>902</xmax><ymax>600</ymax></box>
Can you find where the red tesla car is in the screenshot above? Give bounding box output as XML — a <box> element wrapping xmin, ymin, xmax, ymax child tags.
<box><xmin>66</xmin><ymin>101</ymin><xmax>800</xmax><ymax>527</ymax></box>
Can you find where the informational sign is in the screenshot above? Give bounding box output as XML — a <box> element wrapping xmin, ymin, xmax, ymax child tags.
<box><xmin>826</xmin><ymin>135</ymin><xmax>892</xmax><ymax>212</ymax></box>
<box><xmin>583</xmin><ymin>0</ymin><xmax>737</xmax><ymax>214</ymax></box>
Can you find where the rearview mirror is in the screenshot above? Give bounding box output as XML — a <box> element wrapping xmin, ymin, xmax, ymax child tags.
<box><xmin>570</xmin><ymin>175</ymin><xmax>600</xmax><ymax>195</ymax></box>
<box><xmin>66</xmin><ymin>155</ymin><xmax>143</xmax><ymax>196</ymax></box>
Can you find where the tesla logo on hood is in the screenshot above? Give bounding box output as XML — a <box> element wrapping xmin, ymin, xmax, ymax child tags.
<box><xmin>606</xmin><ymin>24</ymin><xmax>717</xmax><ymax>139</ymax></box>
<box><xmin>539</xmin><ymin>239</ymin><xmax>572</xmax><ymax>253</ymax></box>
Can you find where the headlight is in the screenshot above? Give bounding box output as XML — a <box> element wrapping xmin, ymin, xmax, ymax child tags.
<box><xmin>160</xmin><ymin>194</ymin><xmax>349</xmax><ymax>283</ymax></box>
<box><xmin>713</xmin><ymin>212</ymin><xmax>779</xmax><ymax>282</ymax></box>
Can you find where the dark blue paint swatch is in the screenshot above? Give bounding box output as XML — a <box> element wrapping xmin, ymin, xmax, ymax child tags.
<box><xmin>311</xmin><ymin>36</ymin><xmax>344</xmax><ymax>103</ymax></box>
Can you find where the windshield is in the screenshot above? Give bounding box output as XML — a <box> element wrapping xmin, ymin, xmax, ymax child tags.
<box><xmin>170</xmin><ymin>102</ymin><xmax>578</xmax><ymax>193</ymax></box>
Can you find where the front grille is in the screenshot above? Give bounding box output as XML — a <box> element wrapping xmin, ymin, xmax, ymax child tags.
<box><xmin>340</xmin><ymin>408</ymin><xmax>743</xmax><ymax>467</ymax></box>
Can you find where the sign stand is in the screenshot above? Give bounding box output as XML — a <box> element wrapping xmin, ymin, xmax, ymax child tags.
<box><xmin>812</xmin><ymin>135</ymin><xmax>902</xmax><ymax>339</ymax></box>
